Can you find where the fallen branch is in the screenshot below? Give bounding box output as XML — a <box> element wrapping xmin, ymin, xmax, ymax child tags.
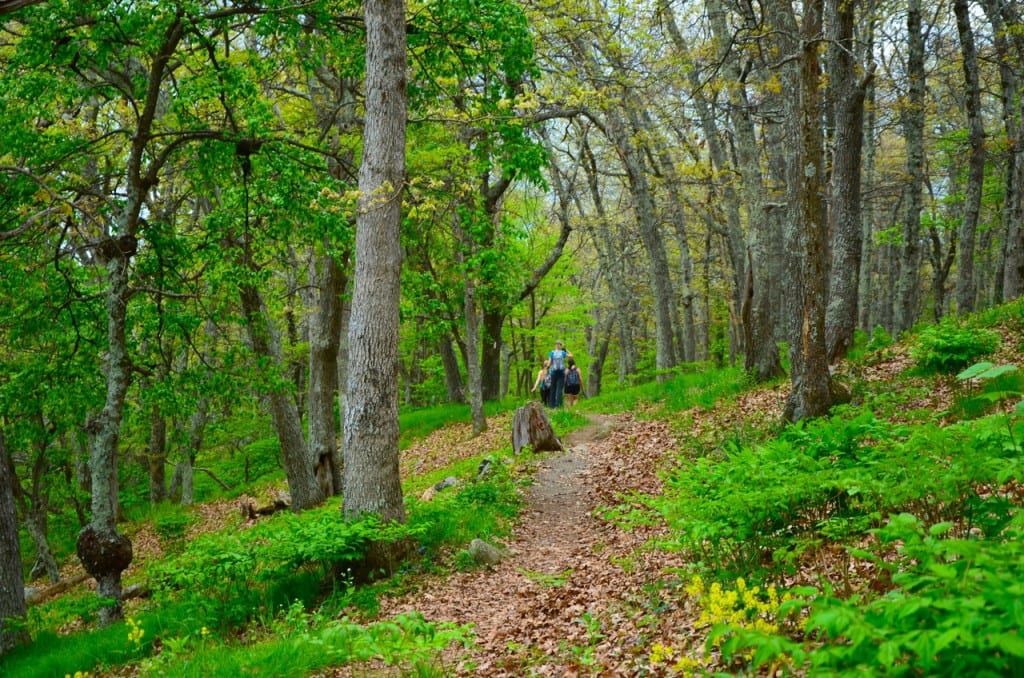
<box><xmin>25</xmin><ymin>573</ymin><xmax>88</xmax><ymax>605</ymax></box>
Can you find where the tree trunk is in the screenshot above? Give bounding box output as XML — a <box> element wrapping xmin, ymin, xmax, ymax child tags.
<box><xmin>782</xmin><ymin>0</ymin><xmax>833</xmax><ymax>422</ymax></box>
<box><xmin>239</xmin><ymin>284</ymin><xmax>324</xmax><ymax>511</ymax></box>
<box><xmin>986</xmin><ymin>0</ymin><xmax>1024</xmax><ymax>300</ymax></box>
<box><xmin>480</xmin><ymin>309</ymin><xmax>504</xmax><ymax>402</ymax></box>
<box><xmin>706</xmin><ymin>0</ymin><xmax>783</xmax><ymax>381</ymax></box>
<box><xmin>894</xmin><ymin>0</ymin><xmax>926</xmax><ymax>334</ymax></box>
<box><xmin>858</xmin><ymin>12</ymin><xmax>878</xmax><ymax>332</ymax></box>
<box><xmin>587</xmin><ymin>315</ymin><xmax>613</xmax><ymax>397</ymax></box>
<box><xmin>342</xmin><ymin>0</ymin><xmax>409</xmax><ymax>541</ymax></box>
<box><xmin>19</xmin><ymin>441</ymin><xmax>60</xmax><ymax>584</ymax></box>
<box><xmin>640</xmin><ymin>108</ymin><xmax>699</xmax><ymax>363</ymax></box>
<box><xmin>605</xmin><ymin>107</ymin><xmax>678</xmax><ymax>377</ymax></box>
<box><xmin>147</xmin><ymin>405</ymin><xmax>168</xmax><ymax>504</ymax></box>
<box><xmin>511</xmin><ymin>402</ymin><xmax>563</xmax><ymax>455</ymax></box>
<box><xmin>308</xmin><ymin>250</ymin><xmax>346</xmax><ymax>498</ymax></box>
<box><xmin>175</xmin><ymin>392</ymin><xmax>207</xmax><ymax>506</ymax></box>
<box><xmin>580</xmin><ymin>138</ymin><xmax>637</xmax><ymax>383</ymax></box>
<box><xmin>25</xmin><ymin>503</ymin><xmax>59</xmax><ymax>584</ymax></box>
<box><xmin>825</xmin><ymin>0</ymin><xmax>873</xmax><ymax>363</ymax></box>
<box><xmin>953</xmin><ymin>0</ymin><xmax>986</xmax><ymax>314</ymax></box>
<box><xmin>455</xmin><ymin>211</ymin><xmax>488</xmax><ymax>435</ymax></box>
<box><xmin>439</xmin><ymin>335</ymin><xmax>466</xmax><ymax>403</ymax></box>
<box><xmin>0</xmin><ymin>432</ymin><xmax>28</xmax><ymax>657</ymax></box>
<box><xmin>661</xmin><ymin>0</ymin><xmax>746</xmax><ymax>359</ymax></box>
<box><xmin>79</xmin><ymin>251</ymin><xmax>134</xmax><ymax>627</ymax></box>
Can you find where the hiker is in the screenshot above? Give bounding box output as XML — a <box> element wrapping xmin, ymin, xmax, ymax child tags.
<box><xmin>531</xmin><ymin>358</ymin><xmax>552</xmax><ymax>405</ymax></box>
<box><xmin>547</xmin><ymin>340</ymin><xmax>572</xmax><ymax>408</ymax></box>
<box><xmin>563</xmin><ymin>357</ymin><xmax>584</xmax><ymax>408</ymax></box>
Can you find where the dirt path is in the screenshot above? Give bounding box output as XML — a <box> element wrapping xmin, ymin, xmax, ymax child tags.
<box><xmin>367</xmin><ymin>412</ymin><xmax>694</xmax><ymax>676</ymax></box>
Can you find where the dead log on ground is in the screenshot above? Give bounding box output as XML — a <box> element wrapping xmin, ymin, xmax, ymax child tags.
<box><xmin>512</xmin><ymin>401</ymin><xmax>563</xmax><ymax>455</ymax></box>
<box><xmin>25</xmin><ymin>573</ymin><xmax>88</xmax><ymax>605</ymax></box>
<box><xmin>239</xmin><ymin>490</ymin><xmax>291</xmax><ymax>520</ymax></box>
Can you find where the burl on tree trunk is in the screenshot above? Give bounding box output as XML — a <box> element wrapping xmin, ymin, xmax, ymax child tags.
<box><xmin>76</xmin><ymin>525</ymin><xmax>132</xmax><ymax>624</ymax></box>
<box><xmin>512</xmin><ymin>401</ymin><xmax>563</xmax><ymax>455</ymax></box>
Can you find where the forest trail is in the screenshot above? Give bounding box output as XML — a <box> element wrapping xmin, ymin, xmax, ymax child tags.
<box><xmin>356</xmin><ymin>412</ymin><xmax>697</xmax><ymax>676</ymax></box>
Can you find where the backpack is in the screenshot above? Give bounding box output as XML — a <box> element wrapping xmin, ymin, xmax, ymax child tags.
<box><xmin>565</xmin><ymin>367</ymin><xmax>580</xmax><ymax>387</ymax></box>
<box><xmin>549</xmin><ymin>349</ymin><xmax>566</xmax><ymax>371</ymax></box>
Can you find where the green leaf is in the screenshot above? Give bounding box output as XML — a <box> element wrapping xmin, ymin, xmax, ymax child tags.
<box><xmin>958</xmin><ymin>362</ymin><xmax>995</xmax><ymax>380</ymax></box>
<box><xmin>982</xmin><ymin>364</ymin><xmax>1018</xmax><ymax>378</ymax></box>
<box><xmin>877</xmin><ymin>640</ymin><xmax>903</xmax><ymax>667</ymax></box>
<box><xmin>992</xmin><ymin>632</ymin><xmax>1024</xmax><ymax>658</ymax></box>
<box><xmin>929</xmin><ymin>521</ymin><xmax>955</xmax><ymax>536</ymax></box>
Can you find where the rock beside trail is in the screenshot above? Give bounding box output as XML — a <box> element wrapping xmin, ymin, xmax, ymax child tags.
<box><xmin>468</xmin><ymin>538</ymin><xmax>507</xmax><ymax>566</ymax></box>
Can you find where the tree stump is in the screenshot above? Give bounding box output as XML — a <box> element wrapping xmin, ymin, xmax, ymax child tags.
<box><xmin>511</xmin><ymin>401</ymin><xmax>563</xmax><ymax>455</ymax></box>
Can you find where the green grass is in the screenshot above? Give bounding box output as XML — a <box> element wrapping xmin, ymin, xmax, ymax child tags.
<box><xmin>141</xmin><ymin>609</ymin><xmax>469</xmax><ymax>677</ymax></box>
<box><xmin>399</xmin><ymin>397</ymin><xmax>521</xmax><ymax>448</ymax></box>
<box><xmin>582</xmin><ymin>364</ymin><xmax>750</xmax><ymax>416</ymax></box>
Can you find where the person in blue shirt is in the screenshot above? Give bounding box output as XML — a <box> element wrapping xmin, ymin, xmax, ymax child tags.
<box><xmin>547</xmin><ymin>340</ymin><xmax>572</xmax><ymax>407</ymax></box>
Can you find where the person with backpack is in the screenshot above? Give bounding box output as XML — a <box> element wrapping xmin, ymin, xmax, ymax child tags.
<box><xmin>547</xmin><ymin>340</ymin><xmax>572</xmax><ymax>407</ymax></box>
<box><xmin>531</xmin><ymin>358</ymin><xmax>552</xmax><ymax>405</ymax></box>
<box><xmin>563</xmin><ymin>357</ymin><xmax>584</xmax><ymax>408</ymax></box>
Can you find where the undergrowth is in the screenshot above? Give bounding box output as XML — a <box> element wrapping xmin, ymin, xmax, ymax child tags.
<box><xmin>8</xmin><ymin>301</ymin><xmax>1024</xmax><ymax>677</ymax></box>
<box><xmin>622</xmin><ymin>301</ymin><xmax>1024</xmax><ymax>677</ymax></box>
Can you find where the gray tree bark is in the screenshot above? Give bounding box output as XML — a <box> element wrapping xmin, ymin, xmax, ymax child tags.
<box><xmin>25</xmin><ymin>505</ymin><xmax>59</xmax><ymax>583</ymax></box>
<box><xmin>953</xmin><ymin>0</ymin><xmax>986</xmax><ymax>314</ymax></box>
<box><xmin>706</xmin><ymin>0</ymin><xmax>783</xmax><ymax>381</ymax></box>
<box><xmin>15</xmin><ymin>435</ymin><xmax>60</xmax><ymax>584</ymax></box>
<box><xmin>858</xmin><ymin>8</ymin><xmax>878</xmax><ymax>333</ymax></box>
<box><xmin>452</xmin><ymin>208</ymin><xmax>488</xmax><ymax>434</ymax></box>
<box><xmin>308</xmin><ymin>251</ymin><xmax>346</xmax><ymax>497</ymax></box>
<box><xmin>784</xmin><ymin>0</ymin><xmax>833</xmax><ymax>422</ymax></box>
<box><xmin>981</xmin><ymin>0</ymin><xmax>1024</xmax><ymax>301</ymax></box>
<box><xmin>580</xmin><ymin>137</ymin><xmax>637</xmax><ymax>383</ymax></box>
<box><xmin>438</xmin><ymin>335</ymin><xmax>466</xmax><ymax>403</ymax></box>
<box><xmin>342</xmin><ymin>0</ymin><xmax>409</xmax><ymax>536</ymax></box>
<box><xmin>825</xmin><ymin>0</ymin><xmax>874</xmax><ymax>362</ymax></box>
<box><xmin>639</xmin><ymin>109</ymin><xmax>699</xmax><ymax>363</ymax></box>
<box><xmin>147</xmin><ymin>403</ymin><xmax>168</xmax><ymax>504</ymax></box>
<box><xmin>613</xmin><ymin>106</ymin><xmax>678</xmax><ymax>376</ymax></box>
<box><xmin>239</xmin><ymin>282</ymin><xmax>324</xmax><ymax>511</ymax></box>
<box><xmin>80</xmin><ymin>250</ymin><xmax>135</xmax><ymax>627</ymax></box>
<box><xmin>894</xmin><ymin>0</ymin><xmax>926</xmax><ymax>334</ymax></box>
<box><xmin>0</xmin><ymin>432</ymin><xmax>28</xmax><ymax>657</ymax></box>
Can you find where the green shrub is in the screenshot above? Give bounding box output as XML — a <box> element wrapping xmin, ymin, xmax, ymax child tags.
<box><xmin>139</xmin><ymin>611</ymin><xmax>471</xmax><ymax>677</ymax></box>
<box><xmin>152</xmin><ymin>510</ymin><xmax>194</xmax><ymax>544</ymax></box>
<box><xmin>150</xmin><ymin>510</ymin><xmax>411</xmax><ymax>630</ymax></box>
<box><xmin>648</xmin><ymin>408</ymin><xmax>1022</xmax><ymax>576</ymax></box>
<box><xmin>867</xmin><ymin>326</ymin><xmax>894</xmax><ymax>352</ymax></box>
<box><xmin>911</xmin><ymin>323</ymin><xmax>999</xmax><ymax>374</ymax></box>
<box><xmin>716</xmin><ymin>514</ymin><xmax>1024</xmax><ymax>677</ymax></box>
<box><xmin>408</xmin><ymin>463</ymin><xmax>521</xmax><ymax>558</ymax></box>
<box><xmin>954</xmin><ymin>361</ymin><xmax>1023</xmax><ymax>419</ymax></box>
